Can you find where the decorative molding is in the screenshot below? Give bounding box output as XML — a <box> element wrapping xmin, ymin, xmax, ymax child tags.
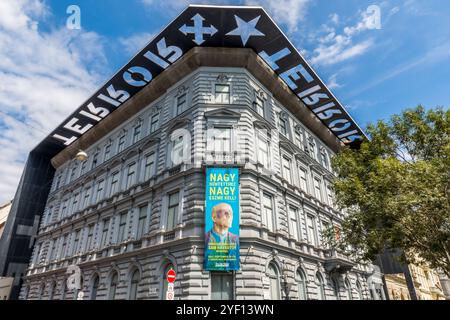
<box><xmin>216</xmin><ymin>74</ymin><xmax>229</xmax><ymax>83</ymax></box>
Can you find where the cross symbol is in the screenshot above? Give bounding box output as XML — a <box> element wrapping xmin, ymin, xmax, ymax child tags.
<box><xmin>179</xmin><ymin>13</ymin><xmax>218</xmax><ymax>45</ymax></box>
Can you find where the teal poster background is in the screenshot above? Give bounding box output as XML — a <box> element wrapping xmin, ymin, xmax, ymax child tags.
<box><xmin>204</xmin><ymin>167</ymin><xmax>240</xmax><ymax>271</ymax></box>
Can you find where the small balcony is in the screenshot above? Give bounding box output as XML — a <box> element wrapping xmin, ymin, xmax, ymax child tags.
<box><xmin>323</xmin><ymin>249</ymin><xmax>356</xmax><ymax>274</ymax></box>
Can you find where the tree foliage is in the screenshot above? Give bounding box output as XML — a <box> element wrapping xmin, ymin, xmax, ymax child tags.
<box><xmin>330</xmin><ymin>106</ymin><xmax>450</xmax><ymax>277</ymax></box>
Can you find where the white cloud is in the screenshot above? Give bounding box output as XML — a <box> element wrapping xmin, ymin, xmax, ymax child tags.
<box><xmin>0</xmin><ymin>0</ymin><xmax>107</xmax><ymax>203</ymax></box>
<box><xmin>245</xmin><ymin>0</ymin><xmax>310</xmax><ymax>33</ymax></box>
<box><xmin>119</xmin><ymin>32</ymin><xmax>156</xmax><ymax>55</ymax></box>
<box><xmin>329</xmin><ymin>13</ymin><xmax>339</xmax><ymax>25</ymax></box>
<box><xmin>327</xmin><ymin>73</ymin><xmax>342</xmax><ymax>89</ymax></box>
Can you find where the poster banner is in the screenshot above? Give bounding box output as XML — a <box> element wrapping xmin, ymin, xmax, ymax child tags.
<box><xmin>204</xmin><ymin>167</ymin><xmax>240</xmax><ymax>271</ymax></box>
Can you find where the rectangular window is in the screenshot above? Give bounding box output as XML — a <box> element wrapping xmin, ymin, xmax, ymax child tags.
<box><xmin>96</xmin><ymin>180</ymin><xmax>105</xmax><ymax>203</ymax></box>
<box><xmin>279</xmin><ymin>116</ymin><xmax>288</xmax><ymax>136</ymax></box>
<box><xmin>309</xmin><ymin>140</ymin><xmax>317</xmax><ymax>160</ymax></box>
<box><xmin>83</xmin><ymin>187</ymin><xmax>91</xmax><ymax>209</ymax></box>
<box><xmin>118</xmin><ymin>135</ymin><xmax>126</xmax><ymax>153</ymax></box>
<box><xmin>176</xmin><ymin>93</ymin><xmax>187</xmax><ymax>115</ymax></box>
<box><xmin>254</xmin><ymin>96</ymin><xmax>264</xmax><ymax>117</ymax></box>
<box><xmin>215</xmin><ymin>84</ymin><xmax>230</xmax><ymax>104</ymax></box>
<box><xmin>60</xmin><ymin>235</ymin><xmax>67</xmax><ymax>259</ymax></box>
<box><xmin>71</xmin><ymin>193</ymin><xmax>79</xmax><ymax>214</ymax></box>
<box><xmin>110</xmin><ymin>172</ymin><xmax>119</xmax><ymax>196</ymax></box>
<box><xmin>55</xmin><ymin>175</ymin><xmax>62</xmax><ymax>190</ymax></box>
<box><xmin>257</xmin><ymin>133</ymin><xmax>269</xmax><ymax>168</ymax></box>
<box><xmin>101</xmin><ymin>219</ymin><xmax>110</xmax><ymax>247</ymax></box>
<box><xmin>262</xmin><ymin>192</ymin><xmax>274</xmax><ymax>232</ymax></box>
<box><xmin>172</xmin><ymin>136</ymin><xmax>184</xmax><ymax>166</ymax></box>
<box><xmin>282</xmin><ymin>156</ymin><xmax>292</xmax><ymax>184</ymax></box>
<box><xmin>326</xmin><ymin>183</ymin><xmax>334</xmax><ymax>207</ymax></box>
<box><xmin>137</xmin><ymin>205</ymin><xmax>148</xmax><ymax>239</ymax></box>
<box><xmin>213</xmin><ymin>127</ymin><xmax>232</xmax><ymax>154</ymax></box>
<box><xmin>86</xmin><ymin>224</ymin><xmax>94</xmax><ymax>251</ymax></box>
<box><xmin>61</xmin><ymin>200</ymin><xmax>68</xmax><ymax>218</ymax></box>
<box><xmin>314</xmin><ymin>177</ymin><xmax>322</xmax><ymax>201</ymax></box>
<box><xmin>133</xmin><ymin>125</ymin><xmax>141</xmax><ymax>144</ymax></box>
<box><xmin>50</xmin><ymin>239</ymin><xmax>57</xmax><ymax>261</ymax></box>
<box><xmin>167</xmin><ymin>192</ymin><xmax>179</xmax><ymax>231</ymax></box>
<box><xmin>321</xmin><ymin>151</ymin><xmax>329</xmax><ymax>169</ymax></box>
<box><xmin>144</xmin><ymin>153</ymin><xmax>156</xmax><ymax>180</ymax></box>
<box><xmin>118</xmin><ymin>213</ymin><xmax>128</xmax><ymax>243</ymax></box>
<box><xmin>91</xmin><ymin>153</ymin><xmax>99</xmax><ymax>169</ymax></box>
<box><xmin>80</xmin><ymin>161</ymin><xmax>87</xmax><ymax>175</ymax></box>
<box><xmin>126</xmin><ymin>163</ymin><xmax>137</xmax><ymax>189</ymax></box>
<box><xmin>72</xmin><ymin>230</ymin><xmax>81</xmax><ymax>255</ymax></box>
<box><xmin>295</xmin><ymin>129</ymin><xmax>304</xmax><ymax>148</ymax></box>
<box><xmin>321</xmin><ymin>221</ymin><xmax>330</xmax><ymax>248</ymax></box>
<box><xmin>70</xmin><ymin>167</ymin><xmax>77</xmax><ymax>182</ymax></box>
<box><xmin>307</xmin><ymin>215</ymin><xmax>317</xmax><ymax>246</ymax></box>
<box><xmin>150</xmin><ymin>113</ymin><xmax>159</xmax><ymax>133</ymax></box>
<box><xmin>104</xmin><ymin>144</ymin><xmax>111</xmax><ymax>161</ymax></box>
<box><xmin>299</xmin><ymin>167</ymin><xmax>308</xmax><ymax>192</ymax></box>
<box><xmin>289</xmin><ymin>207</ymin><xmax>299</xmax><ymax>241</ymax></box>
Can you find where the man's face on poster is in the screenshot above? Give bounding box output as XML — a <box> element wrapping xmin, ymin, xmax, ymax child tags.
<box><xmin>212</xmin><ymin>203</ymin><xmax>233</xmax><ymax>229</ymax></box>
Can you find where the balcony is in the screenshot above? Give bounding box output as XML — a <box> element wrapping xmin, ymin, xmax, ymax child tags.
<box><xmin>323</xmin><ymin>249</ymin><xmax>356</xmax><ymax>274</ymax></box>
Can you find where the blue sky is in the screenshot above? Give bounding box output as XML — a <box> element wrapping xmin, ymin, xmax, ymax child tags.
<box><xmin>0</xmin><ymin>0</ymin><xmax>449</xmax><ymax>203</ymax></box>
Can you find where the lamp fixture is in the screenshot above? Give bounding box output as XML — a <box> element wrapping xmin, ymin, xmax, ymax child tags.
<box><xmin>75</xmin><ymin>150</ymin><xmax>88</xmax><ymax>162</ymax></box>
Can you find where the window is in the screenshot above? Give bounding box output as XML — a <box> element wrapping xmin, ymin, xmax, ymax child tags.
<box><xmin>149</xmin><ymin>113</ymin><xmax>159</xmax><ymax>133</ymax></box>
<box><xmin>345</xmin><ymin>279</ymin><xmax>353</xmax><ymax>300</ymax></box>
<box><xmin>282</xmin><ymin>156</ymin><xmax>292</xmax><ymax>184</ymax></box>
<box><xmin>137</xmin><ymin>205</ymin><xmax>148</xmax><ymax>239</ymax></box>
<box><xmin>256</xmin><ymin>132</ymin><xmax>269</xmax><ymax>168</ymax></box>
<box><xmin>96</xmin><ymin>180</ymin><xmax>105</xmax><ymax>203</ymax></box>
<box><xmin>176</xmin><ymin>93</ymin><xmax>187</xmax><ymax>115</ymax></box>
<box><xmin>60</xmin><ymin>235</ymin><xmax>67</xmax><ymax>259</ymax></box>
<box><xmin>80</xmin><ymin>160</ymin><xmax>87</xmax><ymax>175</ymax></box>
<box><xmin>144</xmin><ymin>153</ymin><xmax>156</xmax><ymax>180</ymax></box>
<box><xmin>71</xmin><ymin>193</ymin><xmax>79</xmax><ymax>214</ymax></box>
<box><xmin>162</xmin><ymin>264</ymin><xmax>174</xmax><ymax>300</ymax></box>
<box><xmin>101</xmin><ymin>218</ymin><xmax>110</xmax><ymax>247</ymax></box>
<box><xmin>129</xmin><ymin>269</ymin><xmax>140</xmax><ymax>300</ymax></box>
<box><xmin>316</xmin><ymin>273</ymin><xmax>326</xmax><ymax>300</ymax></box>
<box><xmin>72</xmin><ymin>230</ymin><xmax>81</xmax><ymax>255</ymax></box>
<box><xmin>171</xmin><ymin>135</ymin><xmax>184</xmax><ymax>166</ymax></box>
<box><xmin>167</xmin><ymin>192</ymin><xmax>179</xmax><ymax>231</ymax></box>
<box><xmin>298</xmin><ymin>167</ymin><xmax>308</xmax><ymax>192</ymax></box>
<box><xmin>60</xmin><ymin>200</ymin><xmax>68</xmax><ymax>219</ymax></box>
<box><xmin>91</xmin><ymin>152</ymin><xmax>99</xmax><ymax>169</ymax></box>
<box><xmin>297</xmin><ymin>270</ymin><xmax>307</xmax><ymax>300</ymax></box>
<box><xmin>91</xmin><ymin>275</ymin><xmax>99</xmax><ymax>300</ymax></box>
<box><xmin>313</xmin><ymin>177</ymin><xmax>322</xmax><ymax>201</ymax></box>
<box><xmin>104</xmin><ymin>144</ymin><xmax>111</xmax><ymax>161</ymax></box>
<box><xmin>213</xmin><ymin>127</ymin><xmax>232</xmax><ymax>154</ymax></box>
<box><xmin>50</xmin><ymin>239</ymin><xmax>57</xmax><ymax>261</ymax></box>
<box><xmin>110</xmin><ymin>172</ymin><xmax>119</xmax><ymax>196</ymax></box>
<box><xmin>262</xmin><ymin>192</ymin><xmax>275</xmax><ymax>232</ymax></box>
<box><xmin>307</xmin><ymin>215</ymin><xmax>317</xmax><ymax>246</ymax></box>
<box><xmin>294</xmin><ymin>128</ymin><xmax>304</xmax><ymax>148</ymax></box>
<box><xmin>215</xmin><ymin>84</ymin><xmax>230</xmax><ymax>104</ymax></box>
<box><xmin>320</xmin><ymin>150</ymin><xmax>329</xmax><ymax>169</ymax></box>
<box><xmin>268</xmin><ymin>263</ymin><xmax>281</xmax><ymax>300</ymax></box>
<box><xmin>279</xmin><ymin>115</ymin><xmax>288</xmax><ymax>136</ymax></box>
<box><xmin>126</xmin><ymin>163</ymin><xmax>137</xmax><ymax>189</ymax></box>
<box><xmin>308</xmin><ymin>139</ymin><xmax>317</xmax><ymax>160</ymax></box>
<box><xmin>39</xmin><ymin>283</ymin><xmax>45</xmax><ymax>300</ymax></box>
<box><xmin>332</xmin><ymin>278</ymin><xmax>340</xmax><ymax>300</ymax></box>
<box><xmin>83</xmin><ymin>187</ymin><xmax>91</xmax><ymax>209</ymax></box>
<box><xmin>254</xmin><ymin>96</ymin><xmax>264</xmax><ymax>117</ymax></box>
<box><xmin>86</xmin><ymin>224</ymin><xmax>94</xmax><ymax>251</ymax></box>
<box><xmin>70</xmin><ymin>167</ymin><xmax>77</xmax><ymax>182</ymax></box>
<box><xmin>288</xmin><ymin>206</ymin><xmax>299</xmax><ymax>241</ymax></box>
<box><xmin>109</xmin><ymin>272</ymin><xmax>119</xmax><ymax>300</ymax></box>
<box><xmin>132</xmin><ymin>124</ymin><xmax>141</xmax><ymax>144</ymax></box>
<box><xmin>118</xmin><ymin>134</ymin><xmax>126</xmax><ymax>153</ymax></box>
<box><xmin>118</xmin><ymin>213</ymin><xmax>128</xmax><ymax>243</ymax></box>
<box><xmin>326</xmin><ymin>183</ymin><xmax>334</xmax><ymax>207</ymax></box>
<box><xmin>211</xmin><ymin>273</ymin><xmax>234</xmax><ymax>300</ymax></box>
<box><xmin>55</xmin><ymin>175</ymin><xmax>62</xmax><ymax>190</ymax></box>
<box><xmin>321</xmin><ymin>221</ymin><xmax>331</xmax><ymax>248</ymax></box>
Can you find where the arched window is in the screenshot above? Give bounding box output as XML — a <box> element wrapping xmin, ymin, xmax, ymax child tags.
<box><xmin>49</xmin><ymin>282</ymin><xmax>56</xmax><ymax>300</ymax></box>
<box><xmin>39</xmin><ymin>283</ymin><xmax>45</xmax><ymax>300</ymax></box>
<box><xmin>268</xmin><ymin>263</ymin><xmax>281</xmax><ymax>300</ymax></box>
<box><xmin>345</xmin><ymin>278</ymin><xmax>353</xmax><ymax>300</ymax></box>
<box><xmin>316</xmin><ymin>273</ymin><xmax>326</xmax><ymax>300</ymax></box>
<box><xmin>129</xmin><ymin>269</ymin><xmax>140</xmax><ymax>300</ymax></box>
<box><xmin>331</xmin><ymin>278</ymin><xmax>340</xmax><ymax>300</ymax></box>
<box><xmin>91</xmin><ymin>275</ymin><xmax>99</xmax><ymax>300</ymax></box>
<box><xmin>162</xmin><ymin>263</ymin><xmax>174</xmax><ymax>300</ymax></box>
<box><xmin>108</xmin><ymin>272</ymin><xmax>119</xmax><ymax>300</ymax></box>
<box><xmin>356</xmin><ymin>281</ymin><xmax>364</xmax><ymax>300</ymax></box>
<box><xmin>296</xmin><ymin>269</ymin><xmax>307</xmax><ymax>300</ymax></box>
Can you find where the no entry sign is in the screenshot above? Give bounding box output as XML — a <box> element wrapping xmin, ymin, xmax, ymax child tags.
<box><xmin>167</xmin><ymin>269</ymin><xmax>176</xmax><ymax>283</ymax></box>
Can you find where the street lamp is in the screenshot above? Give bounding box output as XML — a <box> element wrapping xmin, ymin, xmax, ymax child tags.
<box><xmin>75</xmin><ymin>150</ymin><xmax>88</xmax><ymax>161</ymax></box>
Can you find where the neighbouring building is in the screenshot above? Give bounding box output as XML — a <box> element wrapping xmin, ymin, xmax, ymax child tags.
<box><xmin>1</xmin><ymin>5</ymin><xmax>385</xmax><ymax>300</ymax></box>
<box><xmin>0</xmin><ymin>201</ymin><xmax>12</xmax><ymax>239</ymax></box>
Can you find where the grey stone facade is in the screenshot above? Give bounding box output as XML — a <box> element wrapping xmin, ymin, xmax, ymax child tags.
<box><xmin>20</xmin><ymin>66</ymin><xmax>383</xmax><ymax>300</ymax></box>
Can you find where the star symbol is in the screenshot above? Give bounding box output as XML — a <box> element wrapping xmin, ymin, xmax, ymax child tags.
<box><xmin>226</xmin><ymin>15</ymin><xmax>265</xmax><ymax>46</ymax></box>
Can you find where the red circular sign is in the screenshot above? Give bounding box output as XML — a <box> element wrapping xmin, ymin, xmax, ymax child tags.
<box><xmin>167</xmin><ymin>269</ymin><xmax>176</xmax><ymax>283</ymax></box>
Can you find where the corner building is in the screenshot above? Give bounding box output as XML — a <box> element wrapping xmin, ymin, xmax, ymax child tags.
<box><xmin>15</xmin><ymin>6</ymin><xmax>384</xmax><ymax>300</ymax></box>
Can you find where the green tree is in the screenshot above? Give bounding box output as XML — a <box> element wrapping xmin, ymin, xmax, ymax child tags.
<box><xmin>330</xmin><ymin>106</ymin><xmax>450</xmax><ymax>277</ymax></box>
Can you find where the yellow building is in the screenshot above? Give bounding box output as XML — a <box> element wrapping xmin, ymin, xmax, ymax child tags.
<box><xmin>409</xmin><ymin>264</ymin><xmax>446</xmax><ymax>300</ymax></box>
<box><xmin>385</xmin><ymin>273</ymin><xmax>413</xmax><ymax>300</ymax></box>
